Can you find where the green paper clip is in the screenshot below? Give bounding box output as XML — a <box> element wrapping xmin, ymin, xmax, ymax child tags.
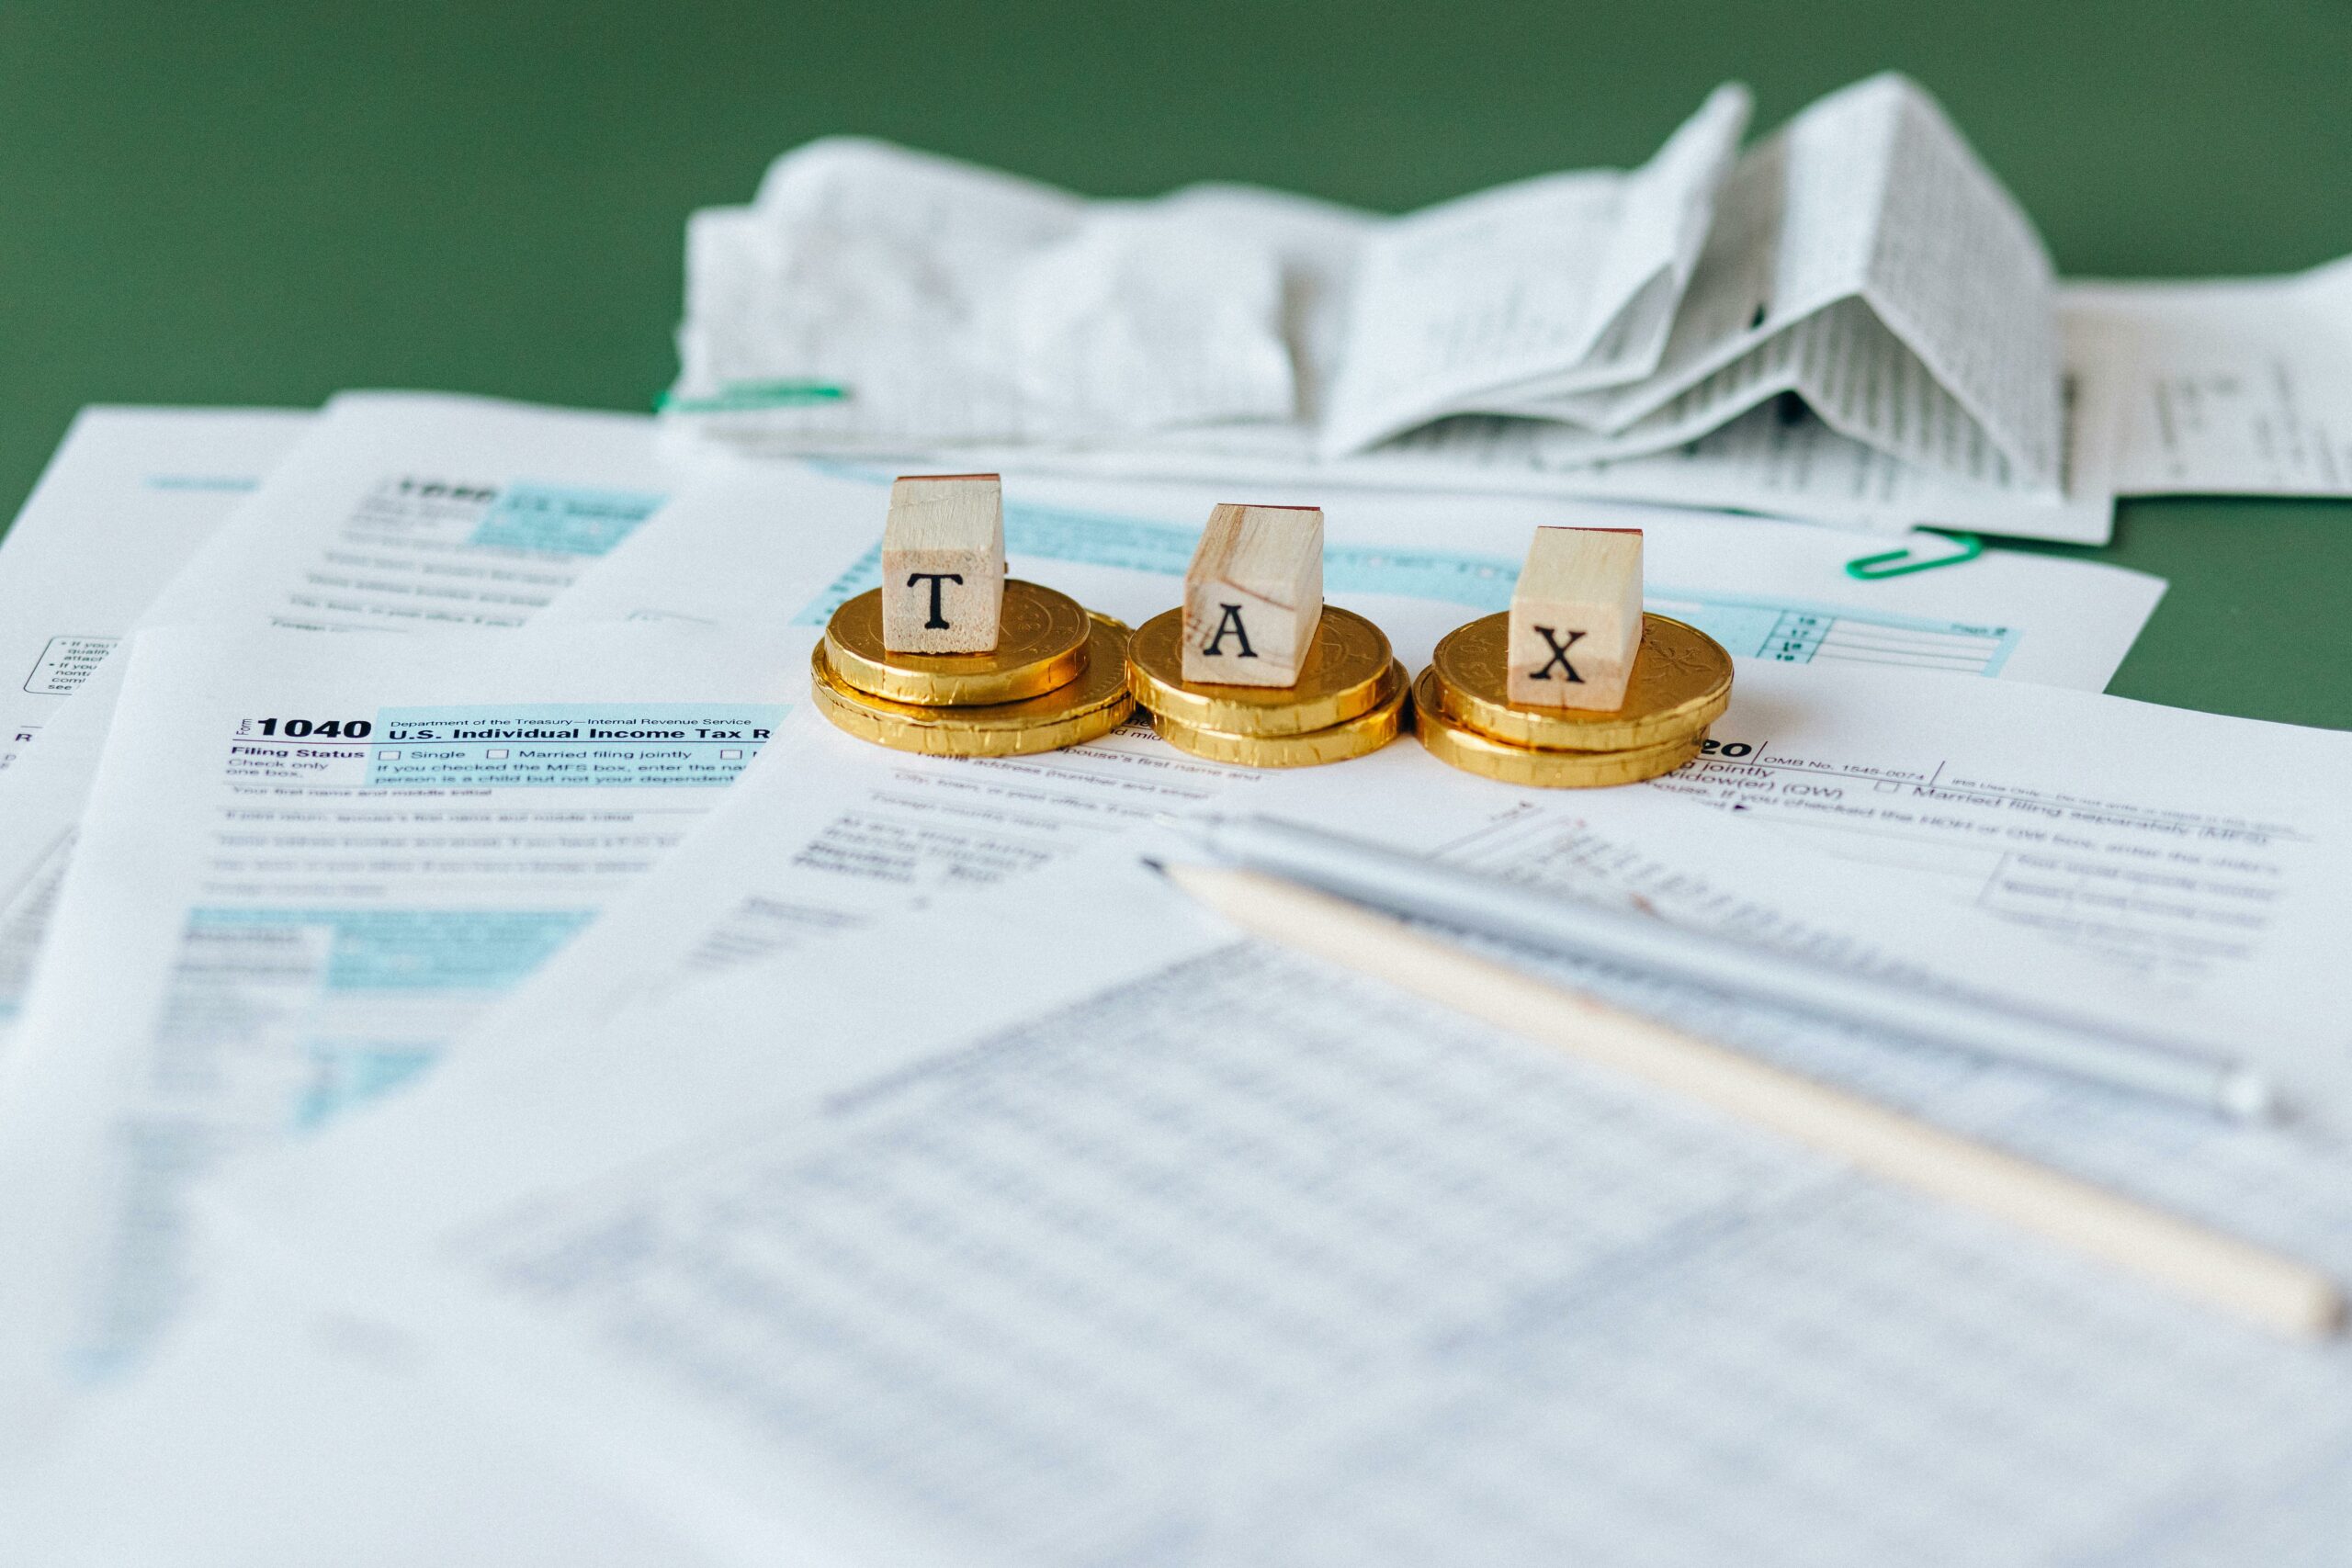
<box><xmin>656</xmin><ymin>379</ymin><xmax>853</xmax><ymax>414</ymax></box>
<box><xmin>1845</xmin><ymin>529</ymin><xmax>1983</xmax><ymax>580</ymax></box>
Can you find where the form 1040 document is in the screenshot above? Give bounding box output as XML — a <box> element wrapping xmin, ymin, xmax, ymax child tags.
<box><xmin>0</xmin><ymin>394</ymin><xmax>682</xmax><ymax>1045</ymax></box>
<box><xmin>0</xmin><ymin>624</ymin><xmax>795</xmax><ymax>1445</ymax></box>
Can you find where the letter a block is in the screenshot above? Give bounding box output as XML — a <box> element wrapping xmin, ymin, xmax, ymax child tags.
<box><xmin>880</xmin><ymin>474</ymin><xmax>1005</xmax><ymax>653</ymax></box>
<box><xmin>1182</xmin><ymin>504</ymin><xmax>1323</xmax><ymax>687</ymax></box>
<box><xmin>1507</xmin><ymin>526</ymin><xmax>1644</xmax><ymax>710</ymax></box>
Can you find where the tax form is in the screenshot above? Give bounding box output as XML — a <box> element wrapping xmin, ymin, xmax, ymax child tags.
<box><xmin>0</xmin><ymin>408</ymin><xmax>308</xmax><ymax>1044</ymax></box>
<box><xmin>7</xmin><ymin>754</ymin><xmax>2260</xmax><ymax>1564</ymax></box>
<box><xmin>489</xmin><ymin>461</ymin><xmax>2158</xmax><ymax>1018</ymax></box>
<box><xmin>0</xmin><ymin>394</ymin><xmax>677</xmax><ymax>1039</ymax></box>
<box><xmin>198</xmin><ymin>850</ymin><xmax>2352</xmax><ymax>1567</ymax></box>
<box><xmin>139</xmin><ymin>391</ymin><xmax>675</xmax><ymax>633</ymax></box>
<box><xmin>1651</xmin><ymin>663</ymin><xmax>2352</xmax><ymax>1101</ymax></box>
<box><xmin>0</xmin><ymin>624</ymin><xmax>790</xmax><ymax>1433</ymax></box>
<box><xmin>0</xmin><ymin>405</ymin><xmax>309</xmax><ymax>772</ymax></box>
<box><xmin>572</xmin><ymin>463</ymin><xmax>2163</xmax><ymax>689</ymax></box>
<box><xmin>2066</xmin><ymin>255</ymin><xmax>2352</xmax><ymax>496</ymax></box>
<box><xmin>1205</xmin><ymin>666</ymin><xmax>2348</xmax><ymax>1132</ymax></box>
<box><xmin>480</xmin><ymin>639</ymin><xmax>2352</xmax><ymax>1154</ymax></box>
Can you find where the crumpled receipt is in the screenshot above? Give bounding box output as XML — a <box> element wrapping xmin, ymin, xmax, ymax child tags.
<box><xmin>672</xmin><ymin>138</ymin><xmax>1298</xmax><ymax>449</ymax></box>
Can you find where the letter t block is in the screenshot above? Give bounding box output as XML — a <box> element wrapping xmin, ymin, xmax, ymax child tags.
<box><xmin>1507</xmin><ymin>527</ymin><xmax>1644</xmax><ymax>710</ymax></box>
<box><xmin>880</xmin><ymin>474</ymin><xmax>1005</xmax><ymax>654</ymax></box>
<box><xmin>1182</xmin><ymin>503</ymin><xmax>1324</xmax><ymax>687</ymax></box>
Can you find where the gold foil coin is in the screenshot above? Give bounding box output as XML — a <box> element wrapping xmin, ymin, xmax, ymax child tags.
<box><xmin>1430</xmin><ymin>611</ymin><xmax>1732</xmax><ymax>752</ymax></box>
<box><xmin>1413</xmin><ymin>667</ymin><xmax>1703</xmax><ymax>787</ymax></box>
<box><xmin>811</xmin><ymin>613</ymin><xmax>1136</xmax><ymax>757</ymax></box>
<box><xmin>824</xmin><ymin>579</ymin><xmax>1092</xmax><ymax>706</ymax></box>
<box><xmin>1151</xmin><ymin>662</ymin><xmax>1408</xmax><ymax>768</ymax></box>
<box><xmin>1126</xmin><ymin>605</ymin><xmax>1395</xmax><ymax>738</ymax></box>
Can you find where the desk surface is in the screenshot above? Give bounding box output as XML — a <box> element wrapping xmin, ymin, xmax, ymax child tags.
<box><xmin>4</xmin><ymin>2</ymin><xmax>2347</xmax><ymax>725</ymax></box>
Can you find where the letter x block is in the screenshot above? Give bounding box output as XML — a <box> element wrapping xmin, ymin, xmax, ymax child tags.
<box><xmin>1507</xmin><ymin>526</ymin><xmax>1644</xmax><ymax>710</ymax></box>
<box><xmin>880</xmin><ymin>474</ymin><xmax>1005</xmax><ymax>653</ymax></box>
<box><xmin>1182</xmin><ymin>504</ymin><xmax>1324</xmax><ymax>687</ymax></box>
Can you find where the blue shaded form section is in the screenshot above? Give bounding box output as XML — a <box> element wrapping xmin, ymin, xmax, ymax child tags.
<box><xmin>291</xmin><ymin>1044</ymin><xmax>438</xmax><ymax>1130</ymax></box>
<box><xmin>786</xmin><ymin>497</ymin><xmax>2020</xmax><ymax>674</ymax></box>
<box><xmin>144</xmin><ymin>474</ymin><xmax>260</xmax><ymax>493</ymax></box>
<box><xmin>368</xmin><ymin>703</ymin><xmax>785</xmax><ymax>788</ymax></box>
<box><xmin>1647</xmin><ymin>595</ymin><xmax>2018</xmax><ymax>674</ymax></box>
<box><xmin>183</xmin><ymin>908</ymin><xmax>594</xmax><ymax>1127</ymax></box>
<box><xmin>468</xmin><ymin>480</ymin><xmax>667</xmax><ymax>556</ymax></box>
<box><xmin>187</xmin><ymin>906</ymin><xmax>594</xmax><ymax>990</ymax></box>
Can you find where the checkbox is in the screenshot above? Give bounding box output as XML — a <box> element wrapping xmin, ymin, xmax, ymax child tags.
<box><xmin>720</xmin><ymin>748</ymin><xmax>743</xmax><ymax>760</ymax></box>
<box><xmin>377</xmin><ymin>750</ymin><xmax>401</xmax><ymax>761</ymax></box>
<box><xmin>487</xmin><ymin>748</ymin><xmax>509</xmax><ymax>759</ymax></box>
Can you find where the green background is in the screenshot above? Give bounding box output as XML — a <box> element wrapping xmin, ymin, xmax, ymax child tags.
<box><xmin>4</xmin><ymin>1</ymin><xmax>2348</xmax><ymax>722</ymax></box>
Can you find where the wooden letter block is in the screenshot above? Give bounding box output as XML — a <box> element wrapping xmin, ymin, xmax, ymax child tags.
<box><xmin>1182</xmin><ymin>503</ymin><xmax>1324</xmax><ymax>687</ymax></box>
<box><xmin>880</xmin><ymin>474</ymin><xmax>1005</xmax><ymax>653</ymax></box>
<box><xmin>1507</xmin><ymin>527</ymin><xmax>1644</xmax><ymax>710</ymax></box>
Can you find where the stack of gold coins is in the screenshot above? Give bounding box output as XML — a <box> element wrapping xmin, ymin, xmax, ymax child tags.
<box><xmin>1125</xmin><ymin>606</ymin><xmax>1408</xmax><ymax>767</ymax></box>
<box><xmin>1415</xmin><ymin>612</ymin><xmax>1732</xmax><ymax>786</ymax></box>
<box><xmin>810</xmin><ymin>580</ymin><xmax>1136</xmax><ymax>756</ymax></box>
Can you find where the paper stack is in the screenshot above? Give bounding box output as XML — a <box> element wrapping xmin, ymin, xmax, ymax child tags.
<box><xmin>670</xmin><ymin>75</ymin><xmax>2094</xmax><ymax>536</ymax></box>
<box><xmin>670</xmin><ymin>73</ymin><xmax>2352</xmax><ymax>547</ymax></box>
<box><xmin>0</xmin><ymin>73</ymin><xmax>2346</xmax><ymax>1560</ymax></box>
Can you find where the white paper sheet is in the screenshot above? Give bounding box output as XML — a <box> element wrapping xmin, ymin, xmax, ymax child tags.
<box><xmin>1634</xmin><ymin>661</ymin><xmax>2352</xmax><ymax>1113</ymax></box>
<box><xmin>0</xmin><ymin>661</ymin><xmax>131</xmax><ymax>1047</ymax></box>
<box><xmin>0</xmin><ymin>394</ymin><xmax>682</xmax><ymax>1042</ymax></box>
<box><xmin>1238</xmin><ymin>660</ymin><xmax>2352</xmax><ymax>1122</ymax></box>
<box><xmin>0</xmin><ymin>406</ymin><xmax>309</xmax><ymax>772</ymax></box>
<box><xmin>0</xmin><ymin>623</ymin><xmax>794</xmax><ymax>1440</ymax></box>
<box><xmin>194</xmin><ymin>848</ymin><xmax>2352</xmax><ymax>1566</ymax></box>
<box><xmin>2065</xmin><ymin>255</ymin><xmax>2352</xmax><ymax>496</ymax></box>
<box><xmin>0</xmin><ymin>409</ymin><xmax>311</xmax><ymax>1046</ymax></box>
